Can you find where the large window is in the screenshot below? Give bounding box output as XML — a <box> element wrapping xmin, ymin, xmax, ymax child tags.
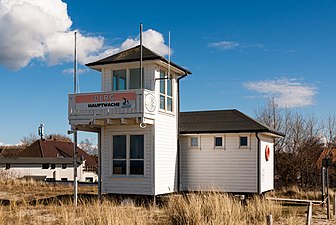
<box><xmin>112</xmin><ymin>68</ymin><xmax>144</xmax><ymax>90</ymax></box>
<box><xmin>159</xmin><ymin>71</ymin><xmax>173</xmax><ymax>111</ymax></box>
<box><xmin>112</xmin><ymin>135</ymin><xmax>144</xmax><ymax>176</ymax></box>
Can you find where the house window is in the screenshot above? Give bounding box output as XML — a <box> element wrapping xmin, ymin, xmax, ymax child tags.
<box><xmin>112</xmin><ymin>135</ymin><xmax>144</xmax><ymax>176</ymax></box>
<box><xmin>50</xmin><ymin>164</ymin><xmax>56</xmax><ymax>169</ymax></box>
<box><xmin>129</xmin><ymin>68</ymin><xmax>144</xmax><ymax>89</ymax></box>
<box><xmin>240</xmin><ymin>136</ymin><xmax>248</xmax><ymax>147</ymax></box>
<box><xmin>113</xmin><ymin>135</ymin><xmax>127</xmax><ymax>175</ymax></box>
<box><xmin>214</xmin><ymin>137</ymin><xmax>223</xmax><ymax>147</ymax></box>
<box><xmin>190</xmin><ymin>137</ymin><xmax>199</xmax><ymax>148</ymax></box>
<box><xmin>159</xmin><ymin>71</ymin><xmax>173</xmax><ymax>112</ymax></box>
<box><xmin>62</xmin><ymin>164</ymin><xmax>67</xmax><ymax>169</ymax></box>
<box><xmin>61</xmin><ymin>178</ymin><xmax>68</xmax><ymax>182</ymax></box>
<box><xmin>5</xmin><ymin>163</ymin><xmax>10</xmax><ymax>170</ymax></box>
<box><xmin>42</xmin><ymin>164</ymin><xmax>49</xmax><ymax>169</ymax></box>
<box><xmin>113</xmin><ymin>69</ymin><xmax>126</xmax><ymax>91</ymax></box>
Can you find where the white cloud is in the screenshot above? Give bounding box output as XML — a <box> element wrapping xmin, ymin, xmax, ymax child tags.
<box><xmin>62</xmin><ymin>68</ymin><xmax>89</xmax><ymax>75</ymax></box>
<box><xmin>0</xmin><ymin>0</ymin><xmax>170</xmax><ymax>70</ymax></box>
<box><xmin>244</xmin><ymin>78</ymin><xmax>317</xmax><ymax>108</ymax></box>
<box><xmin>208</xmin><ymin>41</ymin><xmax>240</xmax><ymax>50</ymax></box>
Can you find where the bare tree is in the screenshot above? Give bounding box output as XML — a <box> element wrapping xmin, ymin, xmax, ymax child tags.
<box><xmin>325</xmin><ymin>113</ymin><xmax>336</xmax><ymax>144</ymax></box>
<box><xmin>20</xmin><ymin>133</ymin><xmax>38</xmax><ymax>146</ymax></box>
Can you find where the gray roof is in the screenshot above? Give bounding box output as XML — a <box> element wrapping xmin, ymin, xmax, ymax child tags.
<box><xmin>86</xmin><ymin>45</ymin><xmax>191</xmax><ymax>74</ymax></box>
<box><xmin>179</xmin><ymin>109</ymin><xmax>284</xmax><ymax>136</ymax></box>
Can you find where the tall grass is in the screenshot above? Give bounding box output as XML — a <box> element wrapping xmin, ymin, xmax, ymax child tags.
<box><xmin>0</xmin><ymin>177</ymin><xmax>311</xmax><ymax>224</ymax></box>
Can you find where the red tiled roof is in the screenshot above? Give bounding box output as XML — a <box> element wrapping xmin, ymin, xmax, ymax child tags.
<box><xmin>317</xmin><ymin>147</ymin><xmax>336</xmax><ymax>168</ymax></box>
<box><xmin>18</xmin><ymin>140</ymin><xmax>97</xmax><ymax>168</ymax></box>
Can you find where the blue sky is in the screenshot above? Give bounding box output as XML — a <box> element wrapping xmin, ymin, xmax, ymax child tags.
<box><xmin>0</xmin><ymin>0</ymin><xmax>335</xmax><ymax>145</ymax></box>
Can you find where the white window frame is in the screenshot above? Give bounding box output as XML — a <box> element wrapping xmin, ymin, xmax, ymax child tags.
<box><xmin>214</xmin><ymin>136</ymin><xmax>225</xmax><ymax>149</ymax></box>
<box><xmin>111</xmin><ymin>134</ymin><xmax>145</xmax><ymax>177</ymax></box>
<box><xmin>159</xmin><ymin>70</ymin><xmax>174</xmax><ymax>113</ymax></box>
<box><xmin>112</xmin><ymin>67</ymin><xmax>144</xmax><ymax>91</ymax></box>
<box><xmin>239</xmin><ymin>135</ymin><xmax>250</xmax><ymax>148</ymax></box>
<box><xmin>190</xmin><ymin>136</ymin><xmax>200</xmax><ymax>149</ymax></box>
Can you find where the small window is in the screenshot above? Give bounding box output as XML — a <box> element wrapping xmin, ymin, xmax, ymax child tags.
<box><xmin>42</xmin><ymin>164</ymin><xmax>49</xmax><ymax>169</ymax></box>
<box><xmin>214</xmin><ymin>137</ymin><xmax>223</xmax><ymax>147</ymax></box>
<box><xmin>240</xmin><ymin>136</ymin><xmax>248</xmax><ymax>147</ymax></box>
<box><xmin>50</xmin><ymin>164</ymin><xmax>56</xmax><ymax>169</ymax></box>
<box><xmin>190</xmin><ymin>137</ymin><xmax>199</xmax><ymax>148</ymax></box>
<box><xmin>61</xmin><ymin>178</ymin><xmax>68</xmax><ymax>182</ymax></box>
<box><xmin>62</xmin><ymin>164</ymin><xmax>67</xmax><ymax>169</ymax></box>
<box><xmin>5</xmin><ymin>163</ymin><xmax>10</xmax><ymax>170</ymax></box>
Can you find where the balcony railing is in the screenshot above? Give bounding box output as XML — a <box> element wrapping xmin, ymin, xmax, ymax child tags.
<box><xmin>68</xmin><ymin>89</ymin><xmax>155</xmax><ymax>123</ymax></box>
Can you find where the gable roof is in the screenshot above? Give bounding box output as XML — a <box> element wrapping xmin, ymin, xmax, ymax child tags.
<box><xmin>86</xmin><ymin>45</ymin><xmax>191</xmax><ymax>75</ymax></box>
<box><xmin>179</xmin><ymin>109</ymin><xmax>284</xmax><ymax>136</ymax></box>
<box><xmin>17</xmin><ymin>140</ymin><xmax>97</xmax><ymax>168</ymax></box>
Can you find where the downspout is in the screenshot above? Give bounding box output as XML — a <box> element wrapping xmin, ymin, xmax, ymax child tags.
<box><xmin>256</xmin><ymin>132</ymin><xmax>261</xmax><ymax>194</ymax></box>
<box><xmin>177</xmin><ymin>73</ymin><xmax>188</xmax><ymax>192</ymax></box>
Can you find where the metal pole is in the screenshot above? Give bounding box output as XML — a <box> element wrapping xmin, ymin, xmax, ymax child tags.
<box><xmin>140</xmin><ymin>23</ymin><xmax>143</xmax><ymax>89</ymax></box>
<box><xmin>98</xmin><ymin>131</ymin><xmax>102</xmax><ymax>199</ymax></box>
<box><xmin>73</xmin><ymin>31</ymin><xmax>78</xmax><ymax>207</ymax></box>
<box><xmin>74</xmin><ymin>31</ymin><xmax>77</xmax><ymax>94</ymax></box>
<box><xmin>266</xmin><ymin>214</ymin><xmax>273</xmax><ymax>225</ymax></box>
<box><xmin>326</xmin><ymin>167</ymin><xmax>330</xmax><ymax>219</ymax></box>
<box><xmin>73</xmin><ymin>130</ymin><xmax>78</xmax><ymax>207</ymax></box>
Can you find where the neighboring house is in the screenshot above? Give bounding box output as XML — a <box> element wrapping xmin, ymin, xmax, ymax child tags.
<box><xmin>0</xmin><ymin>145</ymin><xmax>24</xmax><ymax>157</ymax></box>
<box><xmin>179</xmin><ymin>110</ymin><xmax>283</xmax><ymax>194</ymax></box>
<box><xmin>0</xmin><ymin>139</ymin><xmax>98</xmax><ymax>182</ymax></box>
<box><xmin>68</xmin><ymin>45</ymin><xmax>283</xmax><ymax>195</ymax></box>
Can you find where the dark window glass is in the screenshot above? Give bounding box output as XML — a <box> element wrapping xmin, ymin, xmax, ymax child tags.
<box><xmin>130</xmin><ymin>68</ymin><xmax>144</xmax><ymax>89</ymax></box>
<box><xmin>191</xmin><ymin>137</ymin><xmax>198</xmax><ymax>147</ymax></box>
<box><xmin>113</xmin><ymin>135</ymin><xmax>126</xmax><ymax>159</ymax></box>
<box><xmin>215</xmin><ymin>137</ymin><xmax>223</xmax><ymax>147</ymax></box>
<box><xmin>160</xmin><ymin>71</ymin><xmax>165</xmax><ymax>94</ymax></box>
<box><xmin>130</xmin><ymin>135</ymin><xmax>144</xmax><ymax>159</ymax></box>
<box><xmin>62</xmin><ymin>164</ymin><xmax>67</xmax><ymax>169</ymax></box>
<box><xmin>167</xmin><ymin>78</ymin><xmax>172</xmax><ymax>97</ymax></box>
<box><xmin>61</xmin><ymin>178</ymin><xmax>68</xmax><ymax>181</ymax></box>
<box><xmin>240</xmin><ymin>136</ymin><xmax>248</xmax><ymax>147</ymax></box>
<box><xmin>113</xmin><ymin>160</ymin><xmax>126</xmax><ymax>175</ymax></box>
<box><xmin>113</xmin><ymin>70</ymin><xmax>126</xmax><ymax>90</ymax></box>
<box><xmin>167</xmin><ymin>97</ymin><xmax>173</xmax><ymax>112</ymax></box>
<box><xmin>50</xmin><ymin>164</ymin><xmax>56</xmax><ymax>169</ymax></box>
<box><xmin>160</xmin><ymin>95</ymin><xmax>165</xmax><ymax>110</ymax></box>
<box><xmin>130</xmin><ymin>161</ymin><xmax>144</xmax><ymax>175</ymax></box>
<box><xmin>42</xmin><ymin>164</ymin><xmax>49</xmax><ymax>169</ymax></box>
<box><xmin>5</xmin><ymin>163</ymin><xmax>10</xmax><ymax>170</ymax></box>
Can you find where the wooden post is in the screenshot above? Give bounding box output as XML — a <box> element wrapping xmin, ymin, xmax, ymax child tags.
<box><xmin>333</xmin><ymin>193</ymin><xmax>336</xmax><ymax>216</ymax></box>
<box><xmin>306</xmin><ymin>202</ymin><xmax>313</xmax><ymax>225</ymax></box>
<box><xmin>266</xmin><ymin>214</ymin><xmax>273</xmax><ymax>225</ymax></box>
<box><xmin>321</xmin><ymin>167</ymin><xmax>325</xmax><ymax>206</ymax></box>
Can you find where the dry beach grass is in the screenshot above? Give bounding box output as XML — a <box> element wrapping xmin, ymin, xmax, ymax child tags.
<box><xmin>0</xmin><ymin>175</ymin><xmax>332</xmax><ymax>224</ymax></box>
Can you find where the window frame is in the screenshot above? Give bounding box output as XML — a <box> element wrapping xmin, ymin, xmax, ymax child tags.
<box><xmin>42</xmin><ymin>163</ymin><xmax>49</xmax><ymax>169</ymax></box>
<box><xmin>112</xmin><ymin>134</ymin><xmax>145</xmax><ymax>177</ymax></box>
<box><xmin>214</xmin><ymin>136</ymin><xmax>225</xmax><ymax>149</ymax></box>
<box><xmin>159</xmin><ymin>70</ymin><xmax>174</xmax><ymax>112</ymax></box>
<box><xmin>190</xmin><ymin>136</ymin><xmax>200</xmax><ymax>149</ymax></box>
<box><xmin>112</xmin><ymin>67</ymin><xmax>144</xmax><ymax>91</ymax></box>
<box><xmin>239</xmin><ymin>136</ymin><xmax>249</xmax><ymax>148</ymax></box>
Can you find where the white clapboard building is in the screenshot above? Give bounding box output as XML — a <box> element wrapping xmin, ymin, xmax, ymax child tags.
<box><xmin>68</xmin><ymin>45</ymin><xmax>283</xmax><ymax>195</ymax></box>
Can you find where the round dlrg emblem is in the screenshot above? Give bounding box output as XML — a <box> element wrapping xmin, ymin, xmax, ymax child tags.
<box><xmin>145</xmin><ymin>93</ymin><xmax>156</xmax><ymax>112</ymax></box>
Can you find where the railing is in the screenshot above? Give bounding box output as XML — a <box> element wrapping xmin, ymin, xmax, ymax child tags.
<box><xmin>68</xmin><ymin>89</ymin><xmax>155</xmax><ymax>121</ymax></box>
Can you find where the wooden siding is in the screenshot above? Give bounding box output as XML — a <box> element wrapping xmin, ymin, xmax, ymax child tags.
<box><xmin>180</xmin><ymin>133</ymin><xmax>258</xmax><ymax>193</ymax></box>
<box><xmin>259</xmin><ymin>134</ymin><xmax>274</xmax><ymax>193</ymax></box>
<box><xmin>101</xmin><ymin>125</ymin><xmax>153</xmax><ymax>195</ymax></box>
<box><xmin>153</xmin><ymin>68</ymin><xmax>178</xmax><ymax>195</ymax></box>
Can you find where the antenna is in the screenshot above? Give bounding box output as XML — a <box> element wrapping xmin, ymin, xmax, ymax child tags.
<box><xmin>38</xmin><ymin>124</ymin><xmax>44</xmax><ymax>140</ymax></box>
<box><xmin>168</xmin><ymin>31</ymin><xmax>171</xmax><ymax>79</ymax></box>
<box><xmin>74</xmin><ymin>31</ymin><xmax>77</xmax><ymax>94</ymax></box>
<box><xmin>140</xmin><ymin>23</ymin><xmax>143</xmax><ymax>89</ymax></box>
